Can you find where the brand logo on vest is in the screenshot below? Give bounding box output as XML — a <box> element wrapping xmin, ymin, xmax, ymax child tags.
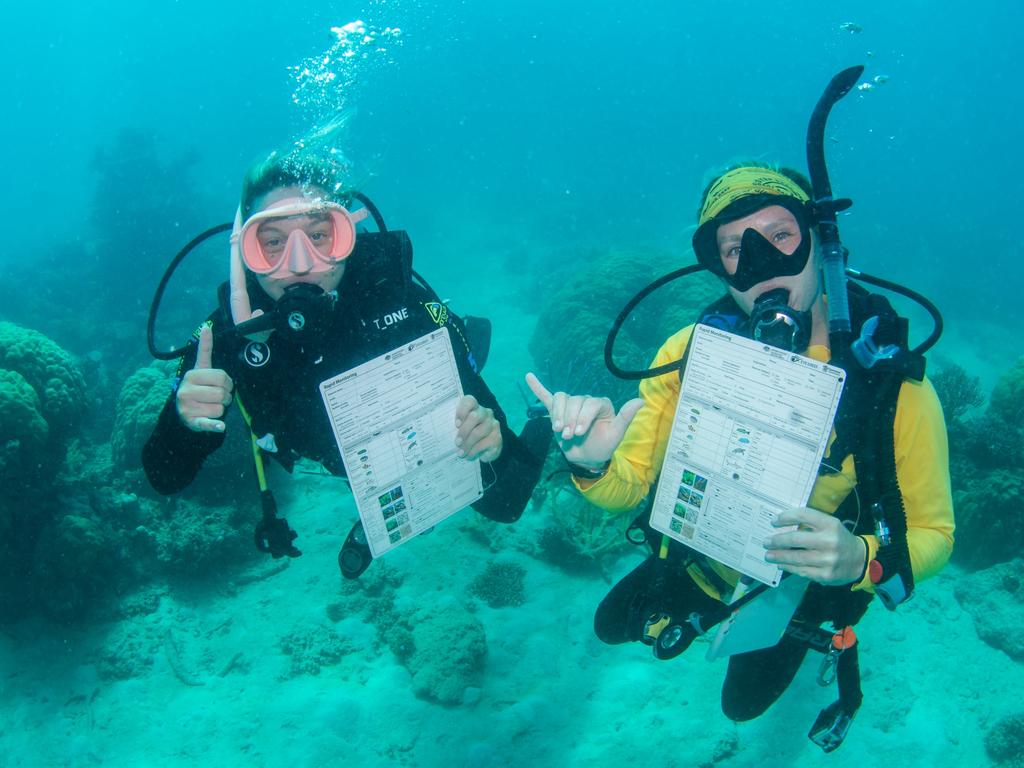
<box><xmin>424</xmin><ymin>301</ymin><xmax>449</xmax><ymax>326</ymax></box>
<box><xmin>243</xmin><ymin>341</ymin><xmax>271</xmax><ymax>368</ymax></box>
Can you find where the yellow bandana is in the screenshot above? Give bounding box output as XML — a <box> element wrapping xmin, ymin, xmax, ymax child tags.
<box><xmin>698</xmin><ymin>167</ymin><xmax>810</xmax><ymax>225</ymax></box>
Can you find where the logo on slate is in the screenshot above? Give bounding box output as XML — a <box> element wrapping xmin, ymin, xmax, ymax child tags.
<box><xmin>244</xmin><ymin>341</ymin><xmax>271</xmax><ymax>367</ymax></box>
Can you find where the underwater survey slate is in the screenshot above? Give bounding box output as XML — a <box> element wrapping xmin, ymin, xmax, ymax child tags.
<box><xmin>319</xmin><ymin>327</ymin><xmax>483</xmax><ymax>558</ymax></box>
<box><xmin>649</xmin><ymin>324</ymin><xmax>846</xmax><ymax>586</ymax></box>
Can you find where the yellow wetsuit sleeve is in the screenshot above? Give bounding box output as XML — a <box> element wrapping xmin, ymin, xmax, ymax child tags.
<box><xmin>578</xmin><ymin>326</ymin><xmax>695</xmax><ymax>513</ymax></box>
<box><xmin>579</xmin><ymin>322</ymin><xmax>954</xmax><ymax>594</ymax></box>
<box><xmin>852</xmin><ymin>374</ymin><xmax>955</xmax><ymax>591</ymax></box>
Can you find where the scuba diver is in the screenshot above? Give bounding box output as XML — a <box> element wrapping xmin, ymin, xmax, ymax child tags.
<box><xmin>526</xmin><ymin>68</ymin><xmax>954</xmax><ymax>751</ymax></box>
<box><xmin>143</xmin><ymin>145</ymin><xmax>551</xmax><ymax>578</ymax></box>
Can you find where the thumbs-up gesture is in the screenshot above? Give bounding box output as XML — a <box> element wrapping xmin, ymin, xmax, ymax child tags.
<box><xmin>176</xmin><ymin>325</ymin><xmax>234</xmax><ymax>433</ymax></box>
<box><xmin>524</xmin><ymin>372</ymin><xmax>644</xmax><ymax>470</ymax></box>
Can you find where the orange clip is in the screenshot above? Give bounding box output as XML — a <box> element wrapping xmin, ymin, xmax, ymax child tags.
<box><xmin>832</xmin><ymin>626</ymin><xmax>857</xmax><ymax>651</ymax></box>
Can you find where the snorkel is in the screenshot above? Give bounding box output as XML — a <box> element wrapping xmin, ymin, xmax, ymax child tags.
<box><xmin>805</xmin><ymin>66</ymin><xmax>862</xmax><ymax>368</ymax></box>
<box><xmin>602</xmin><ymin>65</ymin><xmax>942</xmax><ymax>381</ymax></box>
<box><xmin>229</xmin><ymin>207</ymin><xmax>257</xmax><ymax>328</ymax></box>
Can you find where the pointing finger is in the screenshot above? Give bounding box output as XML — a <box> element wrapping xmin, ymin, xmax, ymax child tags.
<box><xmin>524</xmin><ymin>372</ymin><xmax>553</xmax><ymax>410</ymax></box>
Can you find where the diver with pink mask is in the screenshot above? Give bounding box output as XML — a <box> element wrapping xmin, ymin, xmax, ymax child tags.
<box><xmin>143</xmin><ymin>148</ymin><xmax>551</xmax><ymax>577</ymax></box>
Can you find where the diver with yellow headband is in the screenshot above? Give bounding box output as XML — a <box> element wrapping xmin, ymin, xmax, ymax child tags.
<box><xmin>526</xmin><ymin>68</ymin><xmax>954</xmax><ymax>751</ymax></box>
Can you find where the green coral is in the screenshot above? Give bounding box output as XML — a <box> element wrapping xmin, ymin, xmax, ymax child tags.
<box><xmin>955</xmin><ymin>559</ymin><xmax>1024</xmax><ymax>659</ymax></box>
<box><xmin>469</xmin><ymin>561</ymin><xmax>526</xmax><ymax>608</ymax></box>
<box><xmin>986</xmin><ymin>711</ymin><xmax>1024</xmax><ymax>768</ymax></box>
<box><xmin>537</xmin><ymin>482</ymin><xmax>632</xmax><ymax>568</ymax></box>
<box><xmin>31</xmin><ymin>511</ymin><xmax>125</xmax><ymax>620</ymax></box>
<box><xmin>954</xmin><ymin>471</ymin><xmax>1024</xmax><ymax>571</ymax></box>
<box><xmin>405</xmin><ymin>600</ymin><xmax>486</xmax><ymax>704</ymax></box>
<box><xmin>528</xmin><ymin>248</ymin><xmax>721</xmax><ymax>406</ymax></box>
<box><xmin>947</xmin><ymin>357</ymin><xmax>1024</xmax><ymax>571</ymax></box>
<box><xmin>278</xmin><ymin>624</ymin><xmax>353</xmax><ymax>677</ymax></box>
<box><xmin>0</xmin><ymin>368</ymin><xmax>49</xmax><ymax>453</ymax></box>
<box><xmin>111</xmin><ymin>360</ymin><xmax>176</xmax><ymax>470</ymax></box>
<box><xmin>153</xmin><ymin>498</ymin><xmax>252</xmax><ymax>573</ymax></box>
<box><xmin>989</xmin><ymin>356</ymin><xmax>1024</xmax><ymax>431</ymax></box>
<box><xmin>0</xmin><ymin>320</ymin><xmax>88</xmax><ymax>434</ymax></box>
<box><xmin>931</xmin><ymin>363</ymin><xmax>984</xmax><ymax>425</ymax></box>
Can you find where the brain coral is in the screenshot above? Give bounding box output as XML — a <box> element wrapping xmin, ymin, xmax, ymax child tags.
<box><xmin>0</xmin><ymin>321</ymin><xmax>88</xmax><ymax>434</ymax></box>
<box><xmin>0</xmin><ymin>368</ymin><xmax>49</xmax><ymax>453</ymax></box>
<box><xmin>111</xmin><ymin>361</ymin><xmax>177</xmax><ymax>470</ymax></box>
<box><xmin>405</xmin><ymin>599</ymin><xmax>487</xmax><ymax>704</ymax></box>
<box><xmin>529</xmin><ymin>248</ymin><xmax>721</xmax><ymax>405</ymax></box>
<box><xmin>954</xmin><ymin>470</ymin><xmax>1024</xmax><ymax>571</ymax></box>
<box><xmin>989</xmin><ymin>356</ymin><xmax>1024</xmax><ymax>431</ymax></box>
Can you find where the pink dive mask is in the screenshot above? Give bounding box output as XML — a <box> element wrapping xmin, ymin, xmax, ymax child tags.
<box><xmin>238</xmin><ymin>197</ymin><xmax>368</xmax><ymax>276</ymax></box>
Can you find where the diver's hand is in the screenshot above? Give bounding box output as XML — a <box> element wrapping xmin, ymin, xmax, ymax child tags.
<box><xmin>455</xmin><ymin>395</ymin><xmax>502</xmax><ymax>463</ymax></box>
<box><xmin>176</xmin><ymin>325</ymin><xmax>234</xmax><ymax>433</ymax></box>
<box><xmin>763</xmin><ymin>507</ymin><xmax>868</xmax><ymax>586</ymax></box>
<box><xmin>525</xmin><ymin>372</ymin><xmax>644</xmax><ymax>468</ymax></box>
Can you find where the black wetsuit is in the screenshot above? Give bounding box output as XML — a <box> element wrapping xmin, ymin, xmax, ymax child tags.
<box><xmin>143</xmin><ymin>239</ymin><xmax>547</xmax><ymax>524</ymax></box>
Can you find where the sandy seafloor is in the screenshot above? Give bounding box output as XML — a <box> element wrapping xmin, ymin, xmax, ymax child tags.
<box><xmin>1</xmin><ymin>277</ymin><xmax>1018</xmax><ymax>768</ymax></box>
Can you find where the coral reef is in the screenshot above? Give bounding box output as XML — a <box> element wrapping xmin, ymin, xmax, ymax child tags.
<box><xmin>151</xmin><ymin>498</ymin><xmax>254</xmax><ymax>574</ymax></box>
<box><xmin>943</xmin><ymin>358</ymin><xmax>1024</xmax><ymax>571</ymax></box>
<box><xmin>403</xmin><ymin>599</ymin><xmax>487</xmax><ymax>705</ymax></box>
<box><xmin>329</xmin><ymin>558</ymin><xmax>404</xmax><ymax>625</ymax></box>
<box><xmin>953</xmin><ymin>471</ymin><xmax>1024</xmax><ymax>571</ymax></box>
<box><xmin>989</xmin><ymin>356</ymin><xmax>1024</xmax><ymax>431</ymax></box>
<box><xmin>985</xmin><ymin>711</ymin><xmax>1024</xmax><ymax>768</ymax></box>
<box><xmin>111</xmin><ymin>361</ymin><xmax>177</xmax><ymax>470</ymax></box>
<box><xmin>0</xmin><ymin>322</ymin><xmax>89</xmax><ymax>498</ymax></box>
<box><xmin>469</xmin><ymin>561</ymin><xmax>526</xmax><ymax>608</ymax></box>
<box><xmin>0</xmin><ymin>321</ymin><xmax>89</xmax><ymax>435</ymax></box>
<box><xmin>528</xmin><ymin>459</ymin><xmax>634</xmax><ymax>571</ymax></box>
<box><xmin>278</xmin><ymin>624</ymin><xmax>353</xmax><ymax>678</ymax></box>
<box><xmin>0</xmin><ymin>369</ymin><xmax>49</xmax><ymax>453</ymax></box>
<box><xmin>30</xmin><ymin>508</ymin><xmax>128</xmax><ymax>620</ymax></box>
<box><xmin>954</xmin><ymin>558</ymin><xmax>1024</xmax><ymax>659</ymax></box>
<box><xmin>528</xmin><ymin>248</ymin><xmax>721</xmax><ymax>406</ymax></box>
<box><xmin>97</xmin><ymin>621</ymin><xmax>160</xmax><ymax>681</ymax></box>
<box><xmin>326</xmin><ymin>560</ymin><xmax>481</xmax><ymax>696</ymax></box>
<box><xmin>931</xmin><ymin>362</ymin><xmax>984</xmax><ymax>425</ymax></box>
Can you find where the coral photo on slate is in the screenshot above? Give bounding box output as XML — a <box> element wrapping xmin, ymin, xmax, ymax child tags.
<box><xmin>1</xmin><ymin>1</ymin><xmax>1022</xmax><ymax>767</ymax></box>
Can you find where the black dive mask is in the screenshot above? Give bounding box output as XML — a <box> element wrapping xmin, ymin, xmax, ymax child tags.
<box><xmin>692</xmin><ymin>195</ymin><xmax>813</xmax><ymax>293</ymax></box>
<box><xmin>235</xmin><ymin>283</ymin><xmax>338</xmax><ymax>340</ymax></box>
<box><xmin>745</xmin><ymin>288</ymin><xmax>812</xmax><ymax>352</ymax></box>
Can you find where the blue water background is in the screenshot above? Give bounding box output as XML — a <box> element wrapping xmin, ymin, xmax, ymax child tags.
<box><xmin>0</xmin><ymin>2</ymin><xmax>1021</xmax><ymax>765</ymax></box>
<box><xmin>3</xmin><ymin>0</ymin><xmax>1019</xmax><ymax>341</ymax></box>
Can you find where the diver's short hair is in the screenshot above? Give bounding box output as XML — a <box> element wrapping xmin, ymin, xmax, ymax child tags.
<box><xmin>240</xmin><ymin>146</ymin><xmax>351</xmax><ymax>220</ymax></box>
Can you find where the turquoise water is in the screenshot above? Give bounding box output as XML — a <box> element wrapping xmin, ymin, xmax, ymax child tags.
<box><xmin>1</xmin><ymin>1</ymin><xmax>1022</xmax><ymax>766</ymax></box>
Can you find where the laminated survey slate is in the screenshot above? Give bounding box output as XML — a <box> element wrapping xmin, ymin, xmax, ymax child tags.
<box><xmin>648</xmin><ymin>323</ymin><xmax>846</xmax><ymax>587</ymax></box>
<box><xmin>319</xmin><ymin>327</ymin><xmax>483</xmax><ymax>559</ymax></box>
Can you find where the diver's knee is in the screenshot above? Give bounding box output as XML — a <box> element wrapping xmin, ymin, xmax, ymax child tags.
<box><xmin>721</xmin><ymin>699</ymin><xmax>767</xmax><ymax>723</ymax></box>
<box><xmin>721</xmin><ymin>689</ymin><xmax>774</xmax><ymax>722</ymax></box>
<box><xmin>593</xmin><ymin>601</ymin><xmax>632</xmax><ymax>645</ymax></box>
